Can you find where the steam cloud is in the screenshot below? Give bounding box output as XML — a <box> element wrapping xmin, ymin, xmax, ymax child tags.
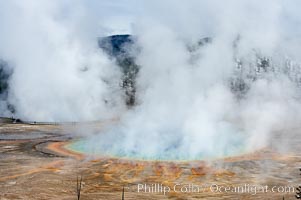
<box><xmin>1</xmin><ymin>0</ymin><xmax>301</xmax><ymax>159</ymax></box>
<box><xmin>0</xmin><ymin>0</ymin><xmax>125</xmax><ymax>121</ymax></box>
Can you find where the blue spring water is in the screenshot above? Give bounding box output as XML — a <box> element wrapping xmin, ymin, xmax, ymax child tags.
<box><xmin>66</xmin><ymin>130</ymin><xmax>247</xmax><ymax>161</ymax></box>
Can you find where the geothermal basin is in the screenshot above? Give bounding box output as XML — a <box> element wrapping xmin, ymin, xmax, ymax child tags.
<box><xmin>0</xmin><ymin>119</ymin><xmax>300</xmax><ymax>199</ymax></box>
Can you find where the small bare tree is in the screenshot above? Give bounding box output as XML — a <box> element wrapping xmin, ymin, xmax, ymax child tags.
<box><xmin>296</xmin><ymin>168</ymin><xmax>301</xmax><ymax>199</ymax></box>
<box><xmin>77</xmin><ymin>175</ymin><xmax>82</xmax><ymax>200</ymax></box>
<box><xmin>122</xmin><ymin>186</ymin><xmax>125</xmax><ymax>200</ymax></box>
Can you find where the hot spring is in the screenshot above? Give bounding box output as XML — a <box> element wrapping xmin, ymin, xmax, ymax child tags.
<box><xmin>66</xmin><ymin>127</ymin><xmax>248</xmax><ymax>161</ymax></box>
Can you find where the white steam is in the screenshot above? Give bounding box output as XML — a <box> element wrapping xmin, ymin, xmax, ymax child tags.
<box><xmin>2</xmin><ymin>0</ymin><xmax>301</xmax><ymax>159</ymax></box>
<box><xmin>79</xmin><ymin>0</ymin><xmax>301</xmax><ymax>160</ymax></box>
<box><xmin>0</xmin><ymin>0</ymin><xmax>125</xmax><ymax>121</ymax></box>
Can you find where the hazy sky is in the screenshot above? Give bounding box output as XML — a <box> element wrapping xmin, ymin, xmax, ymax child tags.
<box><xmin>84</xmin><ymin>0</ymin><xmax>142</xmax><ymax>35</ymax></box>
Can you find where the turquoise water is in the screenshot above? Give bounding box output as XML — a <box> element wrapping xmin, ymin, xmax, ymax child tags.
<box><xmin>67</xmin><ymin>133</ymin><xmax>247</xmax><ymax>161</ymax></box>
